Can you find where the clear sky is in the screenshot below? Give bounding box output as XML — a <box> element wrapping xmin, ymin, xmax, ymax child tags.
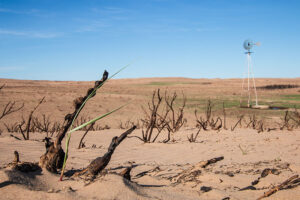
<box><xmin>0</xmin><ymin>0</ymin><xmax>299</xmax><ymax>80</ymax></box>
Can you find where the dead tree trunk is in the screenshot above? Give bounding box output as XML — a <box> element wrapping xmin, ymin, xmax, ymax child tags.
<box><xmin>39</xmin><ymin>70</ymin><xmax>109</xmax><ymax>173</ymax></box>
<box><xmin>75</xmin><ymin>126</ymin><xmax>136</xmax><ymax>177</ymax></box>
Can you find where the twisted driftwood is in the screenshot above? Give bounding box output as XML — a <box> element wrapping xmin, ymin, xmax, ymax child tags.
<box><xmin>257</xmin><ymin>175</ymin><xmax>300</xmax><ymax>200</ymax></box>
<box><xmin>75</xmin><ymin>126</ymin><xmax>136</xmax><ymax>177</ymax></box>
<box><xmin>172</xmin><ymin>156</ymin><xmax>224</xmax><ymax>185</ymax></box>
<box><xmin>39</xmin><ymin>71</ymin><xmax>109</xmax><ymax>172</ymax></box>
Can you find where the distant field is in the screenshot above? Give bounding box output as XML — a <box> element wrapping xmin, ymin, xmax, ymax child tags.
<box><xmin>1</xmin><ymin>77</ymin><xmax>300</xmax><ymax>128</ymax></box>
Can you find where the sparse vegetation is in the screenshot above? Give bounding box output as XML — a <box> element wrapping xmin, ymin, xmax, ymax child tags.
<box><xmin>119</xmin><ymin>119</ymin><xmax>141</xmax><ymax>129</ymax></box>
<box><xmin>0</xmin><ymin>85</ymin><xmax>24</xmax><ymax>121</ymax></box>
<box><xmin>3</xmin><ymin>122</ymin><xmax>19</xmax><ymax>133</ymax></box>
<box><xmin>194</xmin><ymin>100</ymin><xmax>223</xmax><ymax>131</ymax></box>
<box><xmin>187</xmin><ymin>129</ymin><xmax>200</xmax><ymax>142</ymax></box>
<box><xmin>238</xmin><ymin>144</ymin><xmax>248</xmax><ymax>155</ymax></box>
<box><xmin>0</xmin><ymin>84</ymin><xmax>24</xmax><ymax>134</ymax></box>
<box><xmin>133</xmin><ymin>89</ymin><xmax>186</xmax><ymax>143</ymax></box>
<box><xmin>18</xmin><ymin>97</ymin><xmax>45</xmax><ymax>140</ymax></box>
<box><xmin>279</xmin><ymin>109</ymin><xmax>300</xmax><ymax>130</ymax></box>
<box><xmin>4</xmin><ymin>115</ymin><xmax>63</xmax><ymax>137</ymax></box>
<box><xmin>0</xmin><ymin>79</ymin><xmax>299</xmax><ymax>171</ymax></box>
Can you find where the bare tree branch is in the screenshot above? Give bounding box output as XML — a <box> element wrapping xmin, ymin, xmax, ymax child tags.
<box><xmin>0</xmin><ymin>101</ymin><xmax>24</xmax><ymax>120</ymax></box>
<box><xmin>75</xmin><ymin>126</ymin><xmax>136</xmax><ymax>177</ymax></box>
<box><xmin>78</xmin><ymin>122</ymin><xmax>95</xmax><ymax>149</ymax></box>
<box><xmin>18</xmin><ymin>97</ymin><xmax>45</xmax><ymax>140</ymax></box>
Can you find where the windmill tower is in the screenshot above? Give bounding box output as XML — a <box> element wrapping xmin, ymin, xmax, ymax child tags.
<box><xmin>240</xmin><ymin>39</ymin><xmax>260</xmax><ymax>108</ymax></box>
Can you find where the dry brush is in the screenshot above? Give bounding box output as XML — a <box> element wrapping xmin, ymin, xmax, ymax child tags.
<box><xmin>132</xmin><ymin>89</ymin><xmax>186</xmax><ymax>143</ymax></box>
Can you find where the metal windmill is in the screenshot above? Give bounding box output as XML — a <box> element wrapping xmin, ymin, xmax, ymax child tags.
<box><xmin>240</xmin><ymin>39</ymin><xmax>261</xmax><ymax>108</ymax></box>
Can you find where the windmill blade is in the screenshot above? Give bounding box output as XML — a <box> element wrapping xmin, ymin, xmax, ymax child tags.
<box><xmin>255</xmin><ymin>42</ymin><xmax>261</xmax><ymax>46</ymax></box>
<box><xmin>243</xmin><ymin>39</ymin><xmax>253</xmax><ymax>50</ymax></box>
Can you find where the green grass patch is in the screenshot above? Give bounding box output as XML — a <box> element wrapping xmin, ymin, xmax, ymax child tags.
<box><xmin>184</xmin><ymin>98</ymin><xmax>241</xmax><ymax>111</ymax></box>
<box><xmin>280</xmin><ymin>94</ymin><xmax>300</xmax><ymax>101</ymax></box>
<box><xmin>269</xmin><ymin>102</ymin><xmax>300</xmax><ymax>109</ymax></box>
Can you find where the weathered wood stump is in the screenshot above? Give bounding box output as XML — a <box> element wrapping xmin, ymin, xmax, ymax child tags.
<box><xmin>39</xmin><ymin>71</ymin><xmax>108</xmax><ymax>173</ymax></box>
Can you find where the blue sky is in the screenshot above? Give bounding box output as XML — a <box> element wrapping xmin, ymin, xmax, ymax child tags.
<box><xmin>0</xmin><ymin>0</ymin><xmax>299</xmax><ymax>80</ymax></box>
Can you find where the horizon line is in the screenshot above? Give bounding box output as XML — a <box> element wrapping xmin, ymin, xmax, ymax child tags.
<box><xmin>1</xmin><ymin>76</ymin><xmax>300</xmax><ymax>82</ymax></box>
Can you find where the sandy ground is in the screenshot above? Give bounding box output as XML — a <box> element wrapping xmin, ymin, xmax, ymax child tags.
<box><xmin>0</xmin><ymin>77</ymin><xmax>300</xmax><ymax>199</ymax></box>
<box><xmin>0</xmin><ymin>128</ymin><xmax>300</xmax><ymax>200</ymax></box>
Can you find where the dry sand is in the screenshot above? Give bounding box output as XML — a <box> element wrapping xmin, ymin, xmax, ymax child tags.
<box><xmin>0</xmin><ymin>128</ymin><xmax>300</xmax><ymax>200</ymax></box>
<box><xmin>0</xmin><ymin>77</ymin><xmax>300</xmax><ymax>199</ymax></box>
